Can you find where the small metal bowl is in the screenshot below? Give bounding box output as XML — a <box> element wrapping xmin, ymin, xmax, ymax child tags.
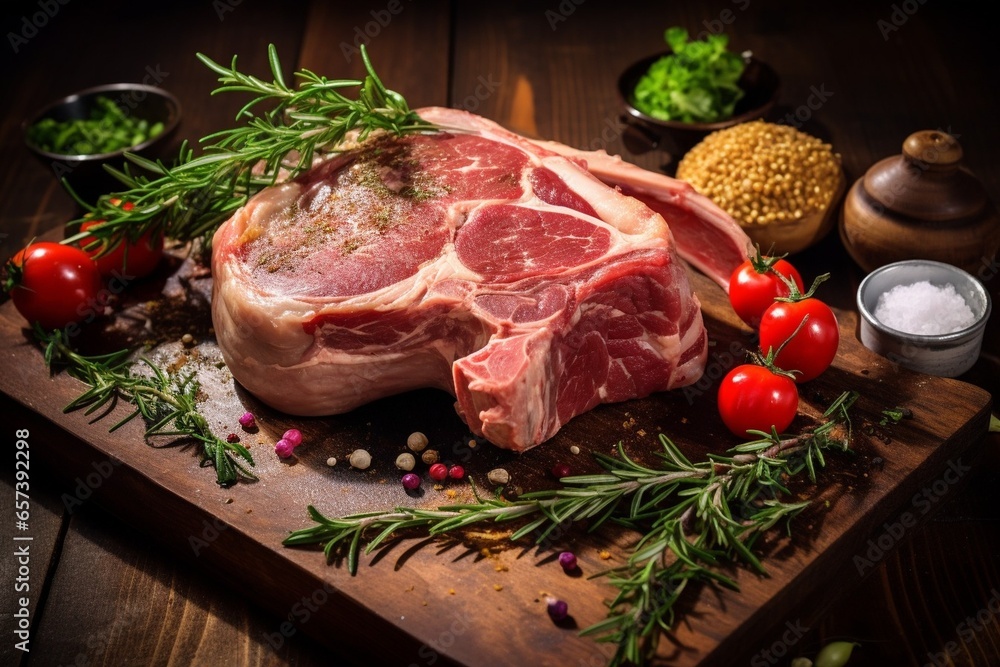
<box><xmin>23</xmin><ymin>83</ymin><xmax>181</xmax><ymax>203</ymax></box>
<box><xmin>857</xmin><ymin>259</ymin><xmax>992</xmax><ymax>377</ymax></box>
<box><xmin>617</xmin><ymin>51</ymin><xmax>780</xmax><ymax>157</ymax></box>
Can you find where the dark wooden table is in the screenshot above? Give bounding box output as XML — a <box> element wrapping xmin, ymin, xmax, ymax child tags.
<box><xmin>1</xmin><ymin>1</ymin><xmax>998</xmax><ymax>666</ymax></box>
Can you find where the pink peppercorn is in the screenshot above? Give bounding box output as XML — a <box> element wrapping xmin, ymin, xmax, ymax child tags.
<box><xmin>551</xmin><ymin>463</ymin><xmax>571</xmax><ymax>479</ymax></box>
<box><xmin>546</xmin><ymin>597</ymin><xmax>569</xmax><ymax>622</ymax></box>
<box><xmin>401</xmin><ymin>473</ymin><xmax>421</xmax><ymax>490</ymax></box>
<box><xmin>274</xmin><ymin>439</ymin><xmax>295</xmax><ymax>459</ymax></box>
<box><xmin>429</xmin><ymin>463</ymin><xmax>448</xmax><ymax>481</ymax></box>
<box><xmin>238</xmin><ymin>412</ymin><xmax>257</xmax><ymax>430</ymax></box>
<box><xmin>283</xmin><ymin>429</ymin><xmax>303</xmax><ymax>447</ymax></box>
<box><xmin>558</xmin><ymin>551</ymin><xmax>577</xmax><ymax>572</ymax></box>
<box><xmin>448</xmin><ymin>465</ymin><xmax>465</xmax><ymax>480</ymax></box>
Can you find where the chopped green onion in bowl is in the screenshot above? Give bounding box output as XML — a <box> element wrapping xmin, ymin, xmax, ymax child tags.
<box><xmin>26</xmin><ymin>95</ymin><xmax>165</xmax><ymax>156</ymax></box>
<box><xmin>22</xmin><ymin>83</ymin><xmax>181</xmax><ymax>203</ymax></box>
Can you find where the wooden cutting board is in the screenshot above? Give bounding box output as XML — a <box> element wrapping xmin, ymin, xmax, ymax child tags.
<box><xmin>0</xmin><ymin>252</ymin><xmax>991</xmax><ymax>666</ymax></box>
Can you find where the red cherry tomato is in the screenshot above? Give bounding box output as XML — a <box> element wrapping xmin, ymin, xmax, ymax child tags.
<box><xmin>717</xmin><ymin>364</ymin><xmax>799</xmax><ymax>437</ymax></box>
<box><xmin>79</xmin><ymin>199</ymin><xmax>163</xmax><ymax>278</ymax></box>
<box><xmin>80</xmin><ymin>220</ymin><xmax>163</xmax><ymax>278</ymax></box>
<box><xmin>7</xmin><ymin>242</ymin><xmax>102</xmax><ymax>330</ymax></box>
<box><xmin>728</xmin><ymin>257</ymin><xmax>805</xmax><ymax>327</ymax></box>
<box><xmin>759</xmin><ymin>298</ymin><xmax>840</xmax><ymax>383</ymax></box>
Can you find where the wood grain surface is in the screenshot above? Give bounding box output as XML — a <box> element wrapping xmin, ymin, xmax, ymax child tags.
<box><xmin>1</xmin><ymin>1</ymin><xmax>998</xmax><ymax>667</ymax></box>
<box><xmin>0</xmin><ymin>255</ymin><xmax>991</xmax><ymax>667</ymax></box>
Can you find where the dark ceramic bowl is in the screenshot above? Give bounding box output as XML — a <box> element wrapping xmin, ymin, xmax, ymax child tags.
<box><xmin>617</xmin><ymin>51</ymin><xmax>779</xmax><ymax>157</ymax></box>
<box><xmin>23</xmin><ymin>83</ymin><xmax>182</xmax><ymax>203</ymax></box>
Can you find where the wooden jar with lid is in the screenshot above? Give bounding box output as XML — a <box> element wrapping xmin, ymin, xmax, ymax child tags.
<box><xmin>839</xmin><ymin>130</ymin><xmax>1000</xmax><ymax>275</ymax></box>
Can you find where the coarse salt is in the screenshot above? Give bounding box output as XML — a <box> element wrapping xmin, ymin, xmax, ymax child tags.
<box><xmin>873</xmin><ymin>281</ymin><xmax>976</xmax><ymax>335</ymax></box>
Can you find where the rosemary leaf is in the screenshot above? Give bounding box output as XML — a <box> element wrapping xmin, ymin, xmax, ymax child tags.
<box><xmin>37</xmin><ymin>328</ymin><xmax>255</xmax><ymax>487</ymax></box>
<box><xmin>62</xmin><ymin>43</ymin><xmax>434</xmax><ymax>256</ymax></box>
<box><xmin>284</xmin><ymin>392</ymin><xmax>859</xmax><ymax>665</ymax></box>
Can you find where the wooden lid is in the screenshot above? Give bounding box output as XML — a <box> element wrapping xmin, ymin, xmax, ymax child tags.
<box><xmin>862</xmin><ymin>130</ymin><xmax>988</xmax><ymax>223</ymax></box>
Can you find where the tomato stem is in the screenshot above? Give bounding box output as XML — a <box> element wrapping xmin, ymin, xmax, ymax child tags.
<box><xmin>774</xmin><ymin>271</ymin><xmax>830</xmax><ymax>302</ymax></box>
<box><xmin>746</xmin><ymin>242</ymin><xmax>787</xmax><ymax>274</ymax></box>
<box><xmin>749</xmin><ymin>315</ymin><xmax>809</xmax><ymax>381</ymax></box>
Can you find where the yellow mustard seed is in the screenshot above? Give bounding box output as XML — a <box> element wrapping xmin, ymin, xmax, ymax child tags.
<box><xmin>676</xmin><ymin>120</ymin><xmax>841</xmax><ymax>227</ymax></box>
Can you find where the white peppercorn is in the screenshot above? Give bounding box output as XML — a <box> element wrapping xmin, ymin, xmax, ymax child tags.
<box><xmin>395</xmin><ymin>452</ymin><xmax>416</xmax><ymax>471</ymax></box>
<box><xmin>349</xmin><ymin>449</ymin><xmax>371</xmax><ymax>470</ymax></box>
<box><xmin>487</xmin><ymin>468</ymin><xmax>510</xmax><ymax>485</ymax></box>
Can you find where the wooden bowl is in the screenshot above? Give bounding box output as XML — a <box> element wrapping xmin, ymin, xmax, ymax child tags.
<box><xmin>741</xmin><ymin>169</ymin><xmax>846</xmax><ymax>255</ymax></box>
<box><xmin>617</xmin><ymin>51</ymin><xmax>780</xmax><ymax>157</ymax></box>
<box><xmin>839</xmin><ymin>130</ymin><xmax>1000</xmax><ymax>274</ymax></box>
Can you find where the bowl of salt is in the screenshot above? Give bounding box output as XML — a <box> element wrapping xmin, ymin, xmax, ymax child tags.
<box><xmin>857</xmin><ymin>259</ymin><xmax>992</xmax><ymax>377</ymax></box>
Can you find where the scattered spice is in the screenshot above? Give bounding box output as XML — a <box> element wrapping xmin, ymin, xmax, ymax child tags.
<box><xmin>283</xmin><ymin>429</ymin><xmax>303</xmax><ymax>447</ymax></box>
<box><xmin>181</xmin><ymin>333</ymin><xmax>195</xmax><ymax>347</ymax></box>
<box><xmin>546</xmin><ymin>597</ymin><xmax>569</xmax><ymax>622</ymax></box>
<box><xmin>238</xmin><ymin>411</ymin><xmax>257</xmax><ymax>430</ymax></box>
<box><xmin>448</xmin><ymin>465</ymin><xmax>465</xmax><ymax>480</ymax></box>
<box><xmin>429</xmin><ymin>463</ymin><xmax>448</xmax><ymax>481</ymax></box>
<box><xmin>349</xmin><ymin>449</ymin><xmax>372</xmax><ymax>470</ymax></box>
<box><xmin>326</xmin><ymin>456</ymin><xmax>337</xmax><ymax>467</ymax></box>
<box><xmin>569</xmin><ymin>445</ymin><xmax>580</xmax><ymax>455</ymax></box>
<box><xmin>487</xmin><ymin>468</ymin><xmax>510</xmax><ymax>485</ymax></box>
<box><xmin>493</xmin><ymin>584</ymin><xmax>503</xmax><ymax>592</ymax></box>
<box><xmin>552</xmin><ymin>463</ymin><xmax>571</xmax><ymax>479</ymax></box>
<box><xmin>599</xmin><ymin>550</ymin><xmax>612</xmax><ymax>560</ymax></box>
<box><xmin>421</xmin><ymin>449</ymin><xmax>439</xmax><ymax>465</ymax></box>
<box><xmin>401</xmin><ymin>473</ymin><xmax>421</xmax><ymax>491</ymax></box>
<box><xmin>407</xmin><ymin>431</ymin><xmax>429</xmax><ymax>452</ymax></box>
<box><xmin>226</xmin><ymin>433</ymin><xmax>239</xmax><ymax>443</ymax></box>
<box><xmin>395</xmin><ymin>452</ymin><xmax>416</xmax><ymax>471</ymax></box>
<box><xmin>558</xmin><ymin>551</ymin><xmax>578</xmax><ymax>572</ymax></box>
<box><xmin>275</xmin><ymin>439</ymin><xmax>294</xmax><ymax>459</ymax></box>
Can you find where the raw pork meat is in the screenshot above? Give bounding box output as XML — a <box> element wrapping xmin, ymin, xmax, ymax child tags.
<box><xmin>522</xmin><ymin>136</ymin><xmax>752</xmax><ymax>290</ymax></box>
<box><xmin>212</xmin><ymin>107</ymin><xmax>750</xmax><ymax>451</ymax></box>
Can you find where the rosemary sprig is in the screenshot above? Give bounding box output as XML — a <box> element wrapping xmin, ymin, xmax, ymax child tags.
<box><xmin>284</xmin><ymin>392</ymin><xmax>858</xmax><ymax>665</ymax></box>
<box><xmin>18</xmin><ymin>49</ymin><xmax>430</xmax><ymax>482</ymax></box>
<box><xmin>65</xmin><ymin>44</ymin><xmax>433</xmax><ymax>255</ymax></box>
<box><xmin>38</xmin><ymin>328</ymin><xmax>255</xmax><ymax>487</ymax></box>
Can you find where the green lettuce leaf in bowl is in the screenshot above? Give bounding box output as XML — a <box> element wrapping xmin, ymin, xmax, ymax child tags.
<box><xmin>632</xmin><ymin>27</ymin><xmax>746</xmax><ymax>123</ymax></box>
